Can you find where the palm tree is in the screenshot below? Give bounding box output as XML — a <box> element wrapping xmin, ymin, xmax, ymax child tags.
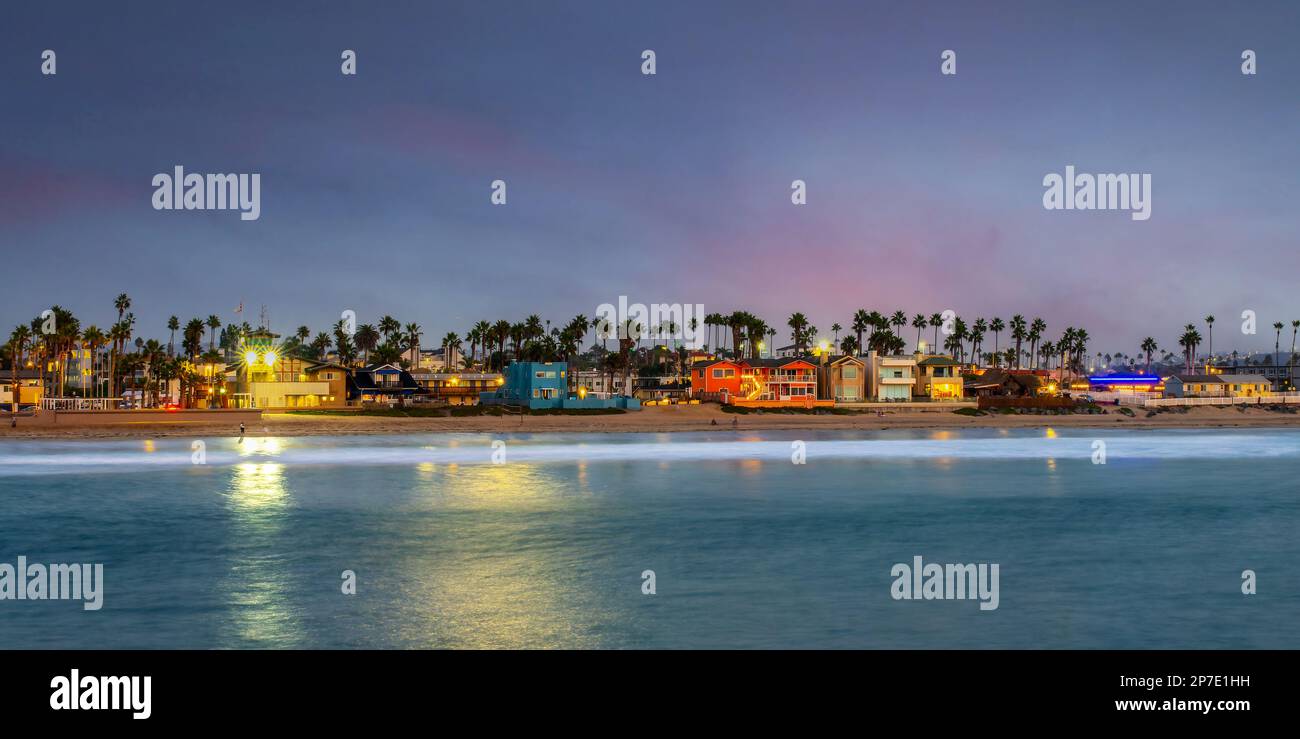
<box><xmin>492</xmin><ymin>320</ymin><xmax>511</xmax><ymax>368</ymax></box>
<box><xmin>727</xmin><ymin>312</ymin><xmax>749</xmax><ymax>358</ymax></box>
<box><xmin>911</xmin><ymin>314</ymin><xmax>927</xmax><ymax>353</ymax></box>
<box><xmin>114</xmin><ymin>294</ymin><xmax>131</xmax><ymax>324</ymax></box>
<box><xmin>311</xmin><ymin>332</ymin><xmax>332</xmax><ymax>361</ymax></box>
<box><xmin>1204</xmin><ymin>315</ymin><xmax>1215</xmax><ymax>367</ymax></box>
<box><xmin>1009</xmin><ymin>315</ymin><xmax>1027</xmax><ymax>369</ymax></box>
<box><xmin>1274</xmin><ymin>321</ymin><xmax>1285</xmax><ymax>367</ymax></box>
<box><xmin>989</xmin><ymin>317</ymin><xmax>1005</xmax><ymax>367</ymax></box>
<box><xmin>183</xmin><ymin>318</ymin><xmax>205</xmax><ymax>358</ymax></box>
<box><xmin>866</xmin><ymin>311</ymin><xmax>885</xmax><ymax>349</ymax></box>
<box><xmin>81</xmin><ymin>325</ymin><xmax>106</xmax><ymax>397</ymax></box>
<box><xmin>787</xmin><ymin>313</ymin><xmax>810</xmax><ymax>353</ymax></box>
<box><xmin>1141</xmin><ymin>337</ymin><xmax>1158</xmax><ymax>374</ymax></box>
<box><xmin>1289</xmin><ymin>320</ymin><xmax>1299</xmax><ymax>389</ymax></box>
<box><xmin>205</xmin><ymin>315</ymin><xmax>221</xmax><ymax>354</ymax></box>
<box><xmin>472</xmin><ymin>320</ymin><xmax>492</xmax><ymax>367</ymax></box>
<box><xmin>142</xmin><ymin>339</ymin><xmax>164</xmax><ymax>407</ymax></box>
<box><xmin>167</xmin><ymin>316</ymin><xmax>179</xmax><ymax>357</ymax></box>
<box><xmin>403</xmin><ymin>323</ymin><xmax>423</xmax><ymax>367</ymax></box>
<box><xmin>1028</xmin><ymin>318</ymin><xmax>1046</xmax><ymax>369</ymax></box>
<box><xmin>7</xmin><ymin>325</ymin><xmax>31</xmax><ymax>421</ymax></box>
<box><xmin>1179</xmin><ymin>325</ymin><xmax>1202</xmax><ymax>374</ymax></box>
<box><xmin>971</xmin><ymin>318</ymin><xmax>987</xmax><ymax>363</ymax></box>
<box><xmin>831</xmin><ymin>323</ymin><xmax>842</xmax><ymax>345</ymax></box>
<box><xmin>890</xmin><ymin>310</ymin><xmax>906</xmax><ymax>339</ymax></box>
<box><xmin>929</xmin><ymin>312</ymin><xmax>943</xmax><ymax>354</ymax></box>
<box><xmin>355</xmin><ymin>324</ymin><xmax>379</xmax><ymax>365</ymax></box>
<box><xmin>378</xmin><ymin>316</ymin><xmax>399</xmax><ymax>344</ymax></box>
<box><xmin>569</xmin><ymin>315</ymin><xmax>588</xmax><ymax>357</ymax></box>
<box><xmin>852</xmin><ymin>309</ymin><xmax>871</xmax><ymax>356</ymax></box>
<box><xmin>441</xmin><ymin>332</ymin><xmax>462</xmax><ymax>370</ymax></box>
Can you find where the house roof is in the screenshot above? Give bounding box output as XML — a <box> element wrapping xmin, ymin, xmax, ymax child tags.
<box><xmin>1217</xmin><ymin>374</ymin><xmax>1271</xmax><ymax>384</ymax></box>
<box><xmin>917</xmin><ymin>356</ymin><xmax>960</xmax><ymax>367</ymax></box>
<box><xmin>305</xmin><ymin>361</ymin><xmax>349</xmax><ymax>372</ymax></box>
<box><xmin>691</xmin><ymin>359</ymin><xmax>736</xmax><ymax>370</ymax></box>
<box><xmin>745</xmin><ymin>357</ymin><xmax>817</xmax><ymax>368</ymax></box>
<box><xmin>827</xmin><ymin>354</ymin><xmax>865</xmax><ymax>366</ymax></box>
<box><xmin>1171</xmin><ymin>374</ymin><xmax>1224</xmax><ymax>383</ymax></box>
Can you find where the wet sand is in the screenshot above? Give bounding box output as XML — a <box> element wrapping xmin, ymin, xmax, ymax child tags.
<box><xmin>3</xmin><ymin>403</ymin><xmax>1299</xmax><ymax>439</ymax></box>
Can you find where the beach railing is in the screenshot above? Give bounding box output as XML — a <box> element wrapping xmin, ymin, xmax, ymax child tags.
<box><xmin>41</xmin><ymin>397</ymin><xmax>122</xmax><ymax>411</ymax></box>
<box><xmin>1141</xmin><ymin>395</ymin><xmax>1300</xmax><ymax>408</ymax></box>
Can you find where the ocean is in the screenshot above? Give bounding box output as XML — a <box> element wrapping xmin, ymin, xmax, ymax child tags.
<box><xmin>0</xmin><ymin>428</ymin><xmax>1296</xmax><ymax>648</ymax></box>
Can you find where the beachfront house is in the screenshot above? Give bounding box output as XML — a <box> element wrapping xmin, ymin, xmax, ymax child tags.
<box><xmin>1162</xmin><ymin>374</ymin><xmax>1224</xmax><ymax>398</ymax></box>
<box><xmin>480</xmin><ymin>361</ymin><xmax>639</xmax><ymax>410</ymax></box>
<box><xmin>690</xmin><ymin>358</ymin><xmax>743</xmax><ymax>401</ymax></box>
<box><xmin>741</xmin><ymin>357</ymin><xmax>820</xmax><ymax>403</ymax></box>
<box><xmin>963</xmin><ymin>368</ymin><xmax>1047</xmax><ymax>398</ymax></box>
<box><xmin>0</xmin><ymin>369</ymin><xmax>43</xmax><ymax>408</ymax></box>
<box><xmin>350</xmin><ymin>363</ymin><xmax>421</xmax><ymax>405</ymax></box>
<box><xmin>865</xmin><ymin>351</ymin><xmax>917</xmax><ymax>401</ymax></box>
<box><xmin>574</xmin><ymin>368</ymin><xmax>634</xmax><ymax>397</ymax></box>
<box><xmin>819</xmin><ymin>355</ymin><xmax>866</xmax><ymax>402</ymax></box>
<box><xmin>1164</xmin><ymin>373</ymin><xmax>1271</xmax><ymax>398</ymax></box>
<box><xmin>1217</xmin><ymin>374</ymin><xmax>1273</xmax><ymax>397</ymax></box>
<box><xmin>410</xmin><ymin>371</ymin><xmax>504</xmax><ymax>405</ymax></box>
<box><xmin>914</xmin><ymin>354</ymin><xmax>964</xmax><ymax>400</ymax></box>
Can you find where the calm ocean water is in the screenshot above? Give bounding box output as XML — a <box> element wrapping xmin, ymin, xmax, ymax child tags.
<box><xmin>1</xmin><ymin>428</ymin><xmax>1296</xmax><ymax>649</ymax></box>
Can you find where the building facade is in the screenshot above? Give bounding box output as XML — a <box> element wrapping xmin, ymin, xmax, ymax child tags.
<box><xmin>865</xmin><ymin>352</ymin><xmax>917</xmax><ymax>401</ymax></box>
<box><xmin>411</xmin><ymin>372</ymin><xmax>504</xmax><ymax>405</ymax></box>
<box><xmin>819</xmin><ymin>355</ymin><xmax>866</xmax><ymax>402</ymax></box>
<box><xmin>914</xmin><ymin>355</ymin><xmax>964</xmax><ymax>400</ymax></box>
<box><xmin>480</xmin><ymin>361</ymin><xmax>639</xmax><ymax>410</ymax></box>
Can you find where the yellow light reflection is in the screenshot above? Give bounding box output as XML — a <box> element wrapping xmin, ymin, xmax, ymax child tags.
<box><xmin>393</xmin><ymin>463</ymin><xmax>605</xmax><ymax>648</ymax></box>
<box><xmin>219</xmin><ymin>461</ymin><xmax>301</xmax><ymax>646</ymax></box>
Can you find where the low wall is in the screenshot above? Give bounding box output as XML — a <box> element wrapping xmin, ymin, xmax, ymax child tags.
<box><xmin>18</xmin><ymin>408</ymin><xmax>264</xmax><ymax>427</ymax></box>
<box><xmin>978</xmin><ymin>396</ymin><xmax>1075</xmax><ymax>410</ymax></box>
<box><xmin>732</xmin><ymin>399</ymin><xmax>835</xmax><ymax>409</ymax></box>
<box><xmin>835</xmin><ymin>400</ymin><xmax>975</xmax><ymax>410</ymax></box>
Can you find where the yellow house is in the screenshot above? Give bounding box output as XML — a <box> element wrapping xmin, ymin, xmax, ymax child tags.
<box><xmin>1216</xmin><ymin>374</ymin><xmax>1272</xmax><ymax>397</ymax></box>
<box><xmin>914</xmin><ymin>355</ymin><xmax>964</xmax><ymax>400</ymax></box>
<box><xmin>232</xmin><ymin>355</ymin><xmax>347</xmax><ymax>409</ymax></box>
<box><xmin>1163</xmin><ymin>373</ymin><xmax>1271</xmax><ymax>398</ymax></box>
<box><xmin>1</xmin><ymin>370</ymin><xmax>44</xmax><ymax>407</ymax></box>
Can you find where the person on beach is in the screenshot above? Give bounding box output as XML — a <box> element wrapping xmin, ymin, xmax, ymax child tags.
<box><xmin>239</xmin><ymin>423</ymin><xmax>245</xmax><ymax>436</ymax></box>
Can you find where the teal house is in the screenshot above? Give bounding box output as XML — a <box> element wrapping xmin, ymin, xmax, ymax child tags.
<box><xmin>480</xmin><ymin>361</ymin><xmax>640</xmax><ymax>410</ymax></box>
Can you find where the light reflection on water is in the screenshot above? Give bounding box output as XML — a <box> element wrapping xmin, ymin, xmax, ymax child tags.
<box><xmin>1</xmin><ymin>429</ymin><xmax>1298</xmax><ymax>649</ymax></box>
<box><xmin>220</xmin><ymin>461</ymin><xmax>303</xmax><ymax>647</ymax></box>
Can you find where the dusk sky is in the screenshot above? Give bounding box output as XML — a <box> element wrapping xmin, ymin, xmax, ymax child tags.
<box><xmin>3</xmin><ymin>1</ymin><xmax>1298</xmax><ymax>355</ymax></box>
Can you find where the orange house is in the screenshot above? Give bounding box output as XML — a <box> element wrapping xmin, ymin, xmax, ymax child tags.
<box><xmin>739</xmin><ymin>358</ymin><xmax>823</xmax><ymax>404</ymax></box>
<box><xmin>690</xmin><ymin>359</ymin><xmax>743</xmax><ymax>399</ymax></box>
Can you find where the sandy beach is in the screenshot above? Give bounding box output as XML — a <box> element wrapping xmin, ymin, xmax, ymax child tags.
<box><xmin>4</xmin><ymin>403</ymin><xmax>1300</xmax><ymax>439</ymax></box>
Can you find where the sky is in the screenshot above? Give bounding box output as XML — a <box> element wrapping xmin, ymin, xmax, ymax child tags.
<box><xmin>2</xmin><ymin>0</ymin><xmax>1298</xmax><ymax>357</ymax></box>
